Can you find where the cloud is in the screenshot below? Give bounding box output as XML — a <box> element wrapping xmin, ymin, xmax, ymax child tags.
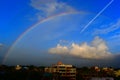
<box><xmin>59</xmin><ymin>40</ymin><xmax>69</xmax><ymax>43</ymax></box>
<box><xmin>49</xmin><ymin>36</ymin><xmax>113</xmax><ymax>59</ymax></box>
<box><xmin>94</xmin><ymin>19</ymin><xmax>120</xmax><ymax>34</ymax></box>
<box><xmin>80</xmin><ymin>0</ymin><xmax>114</xmax><ymax>33</ymax></box>
<box><xmin>111</xmin><ymin>32</ymin><xmax>120</xmax><ymax>39</ymax></box>
<box><xmin>49</xmin><ymin>44</ymin><xmax>69</xmax><ymax>54</ymax></box>
<box><xmin>30</xmin><ymin>0</ymin><xmax>76</xmax><ymax>19</ymax></box>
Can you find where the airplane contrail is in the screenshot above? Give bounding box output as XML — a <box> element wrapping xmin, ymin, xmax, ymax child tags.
<box><xmin>80</xmin><ymin>0</ymin><xmax>114</xmax><ymax>33</ymax></box>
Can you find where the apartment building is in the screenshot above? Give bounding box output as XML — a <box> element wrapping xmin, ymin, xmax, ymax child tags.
<box><xmin>45</xmin><ymin>61</ymin><xmax>76</xmax><ymax>80</ymax></box>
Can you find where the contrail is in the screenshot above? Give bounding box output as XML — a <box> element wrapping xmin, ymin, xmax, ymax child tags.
<box><xmin>80</xmin><ymin>0</ymin><xmax>114</xmax><ymax>33</ymax></box>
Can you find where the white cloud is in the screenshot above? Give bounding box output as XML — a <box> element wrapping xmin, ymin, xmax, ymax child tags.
<box><xmin>49</xmin><ymin>44</ymin><xmax>69</xmax><ymax>54</ymax></box>
<box><xmin>30</xmin><ymin>0</ymin><xmax>76</xmax><ymax>19</ymax></box>
<box><xmin>94</xmin><ymin>19</ymin><xmax>120</xmax><ymax>34</ymax></box>
<box><xmin>49</xmin><ymin>36</ymin><xmax>113</xmax><ymax>59</ymax></box>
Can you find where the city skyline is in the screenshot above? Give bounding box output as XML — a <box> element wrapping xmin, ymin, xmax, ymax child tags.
<box><xmin>0</xmin><ymin>0</ymin><xmax>120</xmax><ymax>67</ymax></box>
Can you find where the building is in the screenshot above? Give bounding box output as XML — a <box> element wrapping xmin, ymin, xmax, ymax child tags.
<box><xmin>15</xmin><ymin>65</ymin><xmax>22</xmax><ymax>70</ymax></box>
<box><xmin>114</xmin><ymin>70</ymin><xmax>120</xmax><ymax>77</ymax></box>
<box><xmin>91</xmin><ymin>77</ymin><xmax>114</xmax><ymax>80</ymax></box>
<box><xmin>45</xmin><ymin>61</ymin><xmax>76</xmax><ymax>80</ymax></box>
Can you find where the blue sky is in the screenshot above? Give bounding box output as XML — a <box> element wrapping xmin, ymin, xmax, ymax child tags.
<box><xmin>0</xmin><ymin>0</ymin><xmax>120</xmax><ymax>67</ymax></box>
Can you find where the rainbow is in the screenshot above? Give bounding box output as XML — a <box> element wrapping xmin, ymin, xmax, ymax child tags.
<box><xmin>3</xmin><ymin>11</ymin><xmax>84</xmax><ymax>64</ymax></box>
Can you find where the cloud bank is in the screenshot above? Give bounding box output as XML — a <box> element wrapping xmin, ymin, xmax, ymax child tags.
<box><xmin>49</xmin><ymin>36</ymin><xmax>113</xmax><ymax>59</ymax></box>
<box><xmin>30</xmin><ymin>0</ymin><xmax>76</xmax><ymax>19</ymax></box>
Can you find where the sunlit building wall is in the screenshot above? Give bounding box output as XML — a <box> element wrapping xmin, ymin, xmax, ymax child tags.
<box><xmin>45</xmin><ymin>62</ymin><xmax>76</xmax><ymax>80</ymax></box>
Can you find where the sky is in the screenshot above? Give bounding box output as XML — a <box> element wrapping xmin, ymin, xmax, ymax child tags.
<box><xmin>0</xmin><ymin>0</ymin><xmax>120</xmax><ymax>67</ymax></box>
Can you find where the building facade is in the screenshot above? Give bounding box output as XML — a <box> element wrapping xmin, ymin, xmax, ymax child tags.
<box><xmin>45</xmin><ymin>62</ymin><xmax>76</xmax><ymax>80</ymax></box>
<box><xmin>91</xmin><ymin>77</ymin><xmax>114</xmax><ymax>80</ymax></box>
